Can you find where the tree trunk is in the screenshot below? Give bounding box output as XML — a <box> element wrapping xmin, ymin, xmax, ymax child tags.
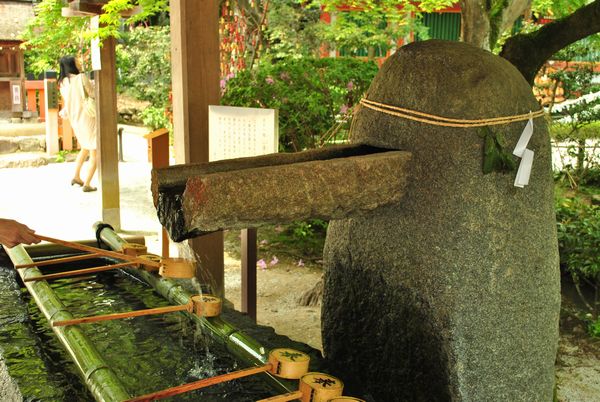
<box><xmin>460</xmin><ymin>0</ymin><xmax>491</xmax><ymax>49</ymax></box>
<box><xmin>500</xmin><ymin>0</ymin><xmax>600</xmax><ymax>84</ymax></box>
<box><xmin>460</xmin><ymin>0</ymin><xmax>530</xmax><ymax>50</ymax></box>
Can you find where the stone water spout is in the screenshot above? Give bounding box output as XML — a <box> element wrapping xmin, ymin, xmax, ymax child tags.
<box><xmin>153</xmin><ymin>40</ymin><xmax>560</xmax><ymax>401</ymax></box>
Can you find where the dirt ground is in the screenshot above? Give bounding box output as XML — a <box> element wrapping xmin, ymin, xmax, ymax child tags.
<box><xmin>223</xmin><ymin>253</ymin><xmax>600</xmax><ymax>401</ymax></box>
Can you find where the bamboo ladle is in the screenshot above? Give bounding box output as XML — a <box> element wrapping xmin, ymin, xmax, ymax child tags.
<box><xmin>52</xmin><ymin>294</ymin><xmax>222</xmax><ymax>327</ymax></box>
<box><xmin>15</xmin><ymin>235</ymin><xmax>195</xmax><ymax>279</ymax></box>
<box><xmin>124</xmin><ymin>348</ymin><xmax>310</xmax><ymax>402</ymax></box>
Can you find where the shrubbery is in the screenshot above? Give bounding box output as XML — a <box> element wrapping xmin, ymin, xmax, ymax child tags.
<box><xmin>221</xmin><ymin>57</ymin><xmax>378</xmax><ymax>151</ymax></box>
<box><xmin>116</xmin><ymin>25</ymin><xmax>172</xmax><ymax>130</ymax></box>
<box><xmin>556</xmin><ymin>197</ymin><xmax>600</xmax><ymax>334</ymax></box>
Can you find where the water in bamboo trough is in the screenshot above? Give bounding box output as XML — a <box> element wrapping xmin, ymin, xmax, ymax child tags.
<box><xmin>0</xmin><ymin>255</ymin><xmax>267</xmax><ymax>400</ymax></box>
<box><xmin>153</xmin><ymin>40</ymin><xmax>559</xmax><ymax>401</ymax></box>
<box><xmin>0</xmin><ymin>231</ymin><xmax>331</xmax><ymax>401</ymax></box>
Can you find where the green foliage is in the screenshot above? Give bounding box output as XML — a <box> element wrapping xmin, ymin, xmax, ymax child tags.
<box><xmin>260</xmin><ymin>220</ymin><xmax>328</xmax><ymax>261</ymax></box>
<box><xmin>556</xmin><ymin>197</ymin><xmax>600</xmax><ymax>280</ymax></box>
<box><xmin>265</xmin><ymin>0</ymin><xmax>324</xmax><ymax>60</ymax></box>
<box><xmin>549</xmin><ymin>64</ymin><xmax>600</xmax><ymax>188</ymax></box>
<box><xmin>22</xmin><ymin>0</ymin><xmax>87</xmax><ymax>74</ymax></box>
<box><xmin>480</xmin><ymin>128</ymin><xmax>517</xmax><ymax>174</ymax></box>
<box><xmin>21</xmin><ymin>0</ymin><xmax>168</xmax><ymax>75</ymax></box>
<box><xmin>532</xmin><ymin>0</ymin><xmax>592</xmax><ymax>19</ymax></box>
<box><xmin>289</xmin><ymin>219</ymin><xmax>329</xmax><ymax>241</ymax></box>
<box><xmin>589</xmin><ymin>317</ymin><xmax>600</xmax><ymax>337</ymax></box>
<box><xmin>140</xmin><ymin>106</ymin><xmax>171</xmax><ymax>131</ymax></box>
<box><xmin>116</xmin><ymin>26</ymin><xmax>171</xmax><ymax>108</ymax></box>
<box><xmin>549</xmin><ymin>65</ymin><xmax>599</xmax><ymax>100</ymax></box>
<box><xmin>54</xmin><ymin>150</ymin><xmax>71</xmax><ymax>163</ymax></box>
<box><xmin>318</xmin><ymin>0</ymin><xmax>454</xmax><ymax>55</ymax></box>
<box><xmin>556</xmin><ymin>196</ymin><xmax>600</xmax><ymax>333</ymax></box>
<box><xmin>550</xmin><ymin>121</ymin><xmax>600</xmax><ymax>141</ymax></box>
<box><xmin>221</xmin><ymin>57</ymin><xmax>378</xmax><ymax>151</ymax></box>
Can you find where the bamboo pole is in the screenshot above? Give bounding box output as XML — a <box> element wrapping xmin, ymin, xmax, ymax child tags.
<box><xmin>94</xmin><ymin>222</ymin><xmax>297</xmax><ymax>394</ymax></box>
<box><xmin>36</xmin><ymin>234</ymin><xmax>160</xmax><ymax>268</ymax></box>
<box><xmin>15</xmin><ymin>253</ymin><xmax>102</xmax><ymax>268</ymax></box>
<box><xmin>24</xmin><ymin>261</ymin><xmax>137</xmax><ymax>282</ymax></box>
<box><xmin>53</xmin><ymin>303</ymin><xmax>191</xmax><ymax>327</ymax></box>
<box><xmin>125</xmin><ymin>363</ymin><xmax>273</xmax><ymax>401</ymax></box>
<box><xmin>256</xmin><ymin>391</ymin><xmax>304</xmax><ymax>402</ymax></box>
<box><xmin>23</xmin><ymin>235</ymin><xmax>145</xmax><ymax>257</ymax></box>
<box><xmin>5</xmin><ymin>245</ymin><xmax>131</xmax><ymax>402</ymax></box>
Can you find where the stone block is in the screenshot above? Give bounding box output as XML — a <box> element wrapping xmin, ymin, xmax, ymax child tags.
<box><xmin>0</xmin><ymin>138</ymin><xmax>18</xmax><ymax>154</ymax></box>
<box><xmin>17</xmin><ymin>136</ymin><xmax>45</xmax><ymax>152</ymax></box>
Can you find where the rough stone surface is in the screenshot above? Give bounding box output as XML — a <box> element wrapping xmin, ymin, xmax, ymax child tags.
<box><xmin>0</xmin><ymin>356</ymin><xmax>22</xmax><ymax>402</ymax></box>
<box><xmin>17</xmin><ymin>135</ymin><xmax>45</xmax><ymax>152</ymax></box>
<box><xmin>0</xmin><ymin>138</ymin><xmax>18</xmax><ymax>154</ymax></box>
<box><xmin>182</xmin><ymin>151</ymin><xmax>410</xmax><ymax>235</ymax></box>
<box><xmin>322</xmin><ymin>40</ymin><xmax>560</xmax><ymax>401</ymax></box>
<box><xmin>153</xmin><ymin>144</ymin><xmax>402</xmax><ymax>241</ymax></box>
<box><xmin>0</xmin><ymin>153</ymin><xmax>50</xmax><ymax>169</ymax></box>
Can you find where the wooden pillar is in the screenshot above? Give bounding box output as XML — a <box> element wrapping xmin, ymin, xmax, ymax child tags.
<box><xmin>144</xmin><ymin>128</ymin><xmax>171</xmax><ymax>257</ymax></box>
<box><xmin>241</xmin><ymin>229</ymin><xmax>257</xmax><ymax>321</ymax></box>
<box><xmin>95</xmin><ymin>36</ymin><xmax>121</xmax><ymax>230</ymax></box>
<box><xmin>44</xmin><ymin>73</ymin><xmax>60</xmax><ymax>155</ymax></box>
<box><xmin>170</xmin><ymin>0</ymin><xmax>224</xmax><ymax>296</ymax></box>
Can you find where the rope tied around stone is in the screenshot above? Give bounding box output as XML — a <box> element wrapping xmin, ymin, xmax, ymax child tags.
<box><xmin>359</xmin><ymin>98</ymin><xmax>545</xmax><ymax>128</ymax></box>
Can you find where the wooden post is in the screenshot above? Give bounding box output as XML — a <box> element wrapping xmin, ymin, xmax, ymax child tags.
<box><xmin>170</xmin><ymin>0</ymin><xmax>224</xmax><ymax>296</ymax></box>
<box><xmin>144</xmin><ymin>128</ymin><xmax>171</xmax><ymax>257</ymax></box>
<box><xmin>241</xmin><ymin>228</ymin><xmax>257</xmax><ymax>321</ymax></box>
<box><xmin>43</xmin><ymin>72</ymin><xmax>60</xmax><ymax>155</ymax></box>
<box><xmin>95</xmin><ymin>36</ymin><xmax>121</xmax><ymax>230</ymax></box>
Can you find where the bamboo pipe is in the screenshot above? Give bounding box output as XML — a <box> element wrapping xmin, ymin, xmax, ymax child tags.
<box><xmin>24</xmin><ymin>261</ymin><xmax>137</xmax><ymax>282</ymax></box>
<box><xmin>15</xmin><ymin>253</ymin><xmax>102</xmax><ymax>268</ymax></box>
<box><xmin>256</xmin><ymin>391</ymin><xmax>304</xmax><ymax>402</ymax></box>
<box><xmin>94</xmin><ymin>222</ymin><xmax>299</xmax><ymax>394</ymax></box>
<box><xmin>125</xmin><ymin>363</ymin><xmax>274</xmax><ymax>402</ymax></box>
<box><xmin>5</xmin><ymin>245</ymin><xmax>131</xmax><ymax>401</ymax></box>
<box><xmin>53</xmin><ymin>303</ymin><xmax>192</xmax><ymax>327</ymax></box>
<box><xmin>35</xmin><ymin>234</ymin><xmax>161</xmax><ymax>268</ymax></box>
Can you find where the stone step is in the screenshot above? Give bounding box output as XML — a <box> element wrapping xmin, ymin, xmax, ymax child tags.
<box><xmin>0</xmin><ymin>152</ymin><xmax>51</xmax><ymax>169</ymax></box>
<box><xmin>0</xmin><ymin>135</ymin><xmax>46</xmax><ymax>155</ymax></box>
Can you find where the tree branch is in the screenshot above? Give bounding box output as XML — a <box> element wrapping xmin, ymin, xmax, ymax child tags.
<box><xmin>500</xmin><ymin>0</ymin><xmax>600</xmax><ymax>85</ymax></box>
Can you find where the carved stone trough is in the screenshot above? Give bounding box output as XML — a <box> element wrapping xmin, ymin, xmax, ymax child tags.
<box><xmin>152</xmin><ymin>40</ymin><xmax>560</xmax><ymax>401</ymax></box>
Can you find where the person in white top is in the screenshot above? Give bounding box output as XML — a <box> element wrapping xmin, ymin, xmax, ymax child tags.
<box><xmin>58</xmin><ymin>56</ymin><xmax>97</xmax><ymax>192</ymax></box>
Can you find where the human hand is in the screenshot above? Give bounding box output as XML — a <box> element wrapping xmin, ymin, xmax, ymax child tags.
<box><xmin>0</xmin><ymin>219</ymin><xmax>41</xmax><ymax>248</ymax></box>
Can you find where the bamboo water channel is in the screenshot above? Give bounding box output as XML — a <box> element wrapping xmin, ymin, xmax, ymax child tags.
<box><xmin>2</xmin><ymin>224</ymin><xmax>324</xmax><ymax>401</ymax></box>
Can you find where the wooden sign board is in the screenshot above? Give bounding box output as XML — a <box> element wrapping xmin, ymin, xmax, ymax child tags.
<box><xmin>208</xmin><ymin>105</ymin><xmax>278</xmax><ymax>321</ymax></box>
<box><xmin>208</xmin><ymin>105</ymin><xmax>278</xmax><ymax>161</ymax></box>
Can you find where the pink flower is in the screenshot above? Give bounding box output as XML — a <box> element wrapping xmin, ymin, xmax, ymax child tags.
<box><xmin>297</xmin><ymin>259</ymin><xmax>305</xmax><ymax>267</ymax></box>
<box><xmin>226</xmin><ymin>72</ymin><xmax>235</xmax><ymax>80</ymax></box>
<box><xmin>339</xmin><ymin>104</ymin><xmax>349</xmax><ymax>114</ymax></box>
<box><xmin>257</xmin><ymin>259</ymin><xmax>267</xmax><ymax>270</ymax></box>
<box><xmin>347</xmin><ymin>81</ymin><xmax>354</xmax><ymax>90</ymax></box>
<box><xmin>220</xmin><ymin>79</ymin><xmax>227</xmax><ymax>89</ymax></box>
<box><xmin>270</xmin><ymin>256</ymin><xmax>279</xmax><ymax>266</ymax></box>
<box><xmin>265</xmin><ymin>76</ymin><xmax>275</xmax><ymax>85</ymax></box>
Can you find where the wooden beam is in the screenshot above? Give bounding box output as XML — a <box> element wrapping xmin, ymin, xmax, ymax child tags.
<box><xmin>170</xmin><ymin>0</ymin><xmax>224</xmax><ymax>296</ymax></box>
<box><xmin>95</xmin><ymin>36</ymin><xmax>121</xmax><ymax>229</ymax></box>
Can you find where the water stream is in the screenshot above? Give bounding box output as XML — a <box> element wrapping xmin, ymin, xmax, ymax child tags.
<box><xmin>0</xmin><ymin>256</ymin><xmax>274</xmax><ymax>401</ymax></box>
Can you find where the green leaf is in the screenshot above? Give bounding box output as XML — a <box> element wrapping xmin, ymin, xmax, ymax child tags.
<box><xmin>481</xmin><ymin>127</ymin><xmax>517</xmax><ymax>174</ymax></box>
